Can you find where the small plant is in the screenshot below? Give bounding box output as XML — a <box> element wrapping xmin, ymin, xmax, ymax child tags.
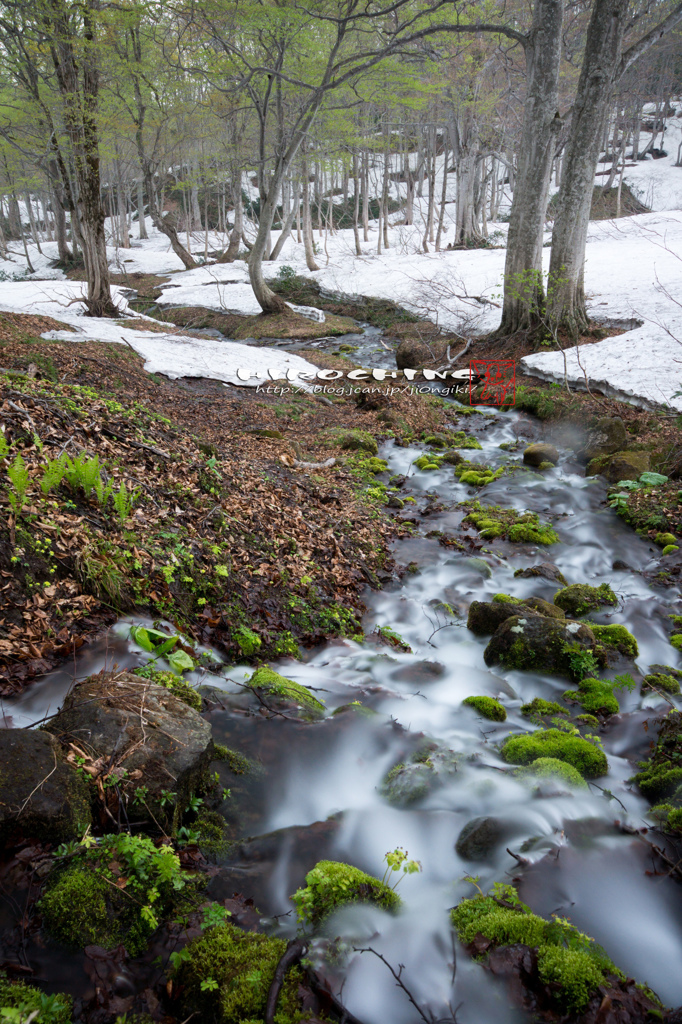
<box><xmin>561</xmin><ymin>642</ymin><xmax>599</xmax><ymax>680</ymax></box>
<box><xmin>40</xmin><ymin>454</ymin><xmax>67</xmax><ymax>495</ymax></box>
<box><xmin>63</xmin><ymin>452</ymin><xmax>102</xmax><ymax>498</ymax></box>
<box><xmin>381</xmin><ymin>847</ymin><xmax>422</xmax><ymax>890</ymax></box>
<box><xmin>112</xmin><ymin>481</ymin><xmax>139</xmax><ymax>524</ymax></box>
<box><xmin>7</xmin><ymin>454</ymin><xmax>29</xmax><ymax>515</ymax></box>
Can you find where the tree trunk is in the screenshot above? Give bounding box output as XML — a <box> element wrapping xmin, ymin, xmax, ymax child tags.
<box><xmin>52</xmin><ymin>189</ymin><xmax>72</xmax><ymax>263</ymax></box>
<box><xmin>137</xmin><ymin>178</ymin><xmax>148</xmax><ymax>239</ymax></box>
<box><xmin>352</xmin><ymin>150</ymin><xmax>362</xmax><ymax>256</ymax></box>
<box><xmin>269</xmin><ymin>204</ymin><xmax>297</xmax><ymax>261</ymax></box>
<box><xmin>547</xmin><ymin>0</ymin><xmax>627</xmax><ymax>337</ymax></box>
<box><xmin>495</xmin><ymin>0</ymin><xmax>563</xmax><ymax>337</ymax></box>
<box><xmin>362</xmin><ymin>150</ymin><xmax>369</xmax><ymax>241</ymax></box>
<box><xmin>247</xmin><ymin>194</ymin><xmax>289</xmax><ymax>313</ymax></box>
<box><xmin>142</xmin><ymin>165</ymin><xmax>197</xmax><ymax>270</ymax></box>
<box><xmin>435</xmin><ymin>140</ymin><xmax>449</xmax><ymax>251</ymax></box>
<box><xmin>7</xmin><ymin>194</ymin><xmax>21</xmax><ymax>239</ymax></box>
<box><xmin>301</xmin><ymin>153</ymin><xmax>319</xmax><ymax>272</ymax></box>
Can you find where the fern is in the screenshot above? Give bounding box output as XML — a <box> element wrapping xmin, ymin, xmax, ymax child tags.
<box><xmin>0</xmin><ymin>431</ymin><xmax>9</xmax><ymax>458</ymax></box>
<box><xmin>63</xmin><ymin>452</ymin><xmax>101</xmax><ymax>497</ymax></box>
<box><xmin>7</xmin><ymin>454</ymin><xmax>29</xmax><ymax>515</ymax></box>
<box><xmin>93</xmin><ymin>474</ymin><xmax>113</xmax><ymax>506</ymax></box>
<box><xmin>41</xmin><ymin>455</ymin><xmax>67</xmax><ymax>495</ymax></box>
<box><xmin>112</xmin><ymin>481</ymin><xmax>138</xmax><ymax>524</ymax></box>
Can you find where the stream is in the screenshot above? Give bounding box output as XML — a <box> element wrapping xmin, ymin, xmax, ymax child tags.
<box><xmin>3</xmin><ymin>400</ymin><xmax>682</xmax><ymax>1023</ymax></box>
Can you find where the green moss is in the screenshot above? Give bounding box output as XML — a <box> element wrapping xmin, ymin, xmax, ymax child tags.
<box><xmin>455</xmin><ymin>461</ymin><xmax>505</xmax><ymax>487</ymax></box>
<box><xmin>633</xmin><ymin>710</ymin><xmax>682</xmax><ymax>801</ymax></box>
<box><xmin>447</xmin><ymin>431</ymin><xmax>482</xmax><ymax>450</ymax></box>
<box><xmin>520</xmin><ymin>697</ymin><xmax>568</xmax><ymax>721</ymax></box>
<box><xmin>194</xmin><ymin>809</ymin><xmax>231</xmax><ymax>857</ymax></box>
<box><xmin>537</xmin><ymin>460</ymin><xmax>555</xmax><ymax>471</ymax></box>
<box><xmin>515</xmin><ymin>756</ymin><xmax>587</xmax><ymax>788</ymax></box>
<box><xmin>576</xmin><ymin>713</ymin><xmax>600</xmax><ymax>727</ymax></box>
<box><xmin>462</xmin><ymin>695</ymin><xmax>507</xmax><ymax>721</ymax></box>
<box><xmin>663</xmin><ymin>544</ymin><xmax>680</xmax><ymax>555</ymax></box>
<box><xmin>173</xmin><ymin>922</ymin><xmax>304</xmax><ymax>1024</ymax></box>
<box><xmin>324</xmin><ymin>427</ymin><xmax>377</xmax><ymax>455</ymax></box>
<box><xmin>212</xmin><ymin>745</ymin><xmax>257</xmax><ymax>776</ymax></box>
<box><xmin>492</xmin><ymin>593</ymin><xmax>516</xmax><ymax>604</ymax></box>
<box><xmin>589</xmin><ymin>623</ymin><xmax>638</xmax><ymax>658</ymax></box>
<box><xmin>512</xmin><ymin>386</ymin><xmax>559</xmax><ymax>420</ymax></box>
<box><xmin>132</xmin><ymin>665</ymin><xmax>202</xmax><ymax>711</ymax></box>
<box><xmin>671</xmin><ymin>635</ymin><xmax>682</xmax><ymax>652</ymax></box>
<box><xmin>501</xmin><ymin>729</ymin><xmax>608</xmax><ymax>778</ymax></box>
<box><xmin>247</xmin><ymin>666</ymin><xmax>325</xmax><ymax>716</ymax></box>
<box><xmin>563</xmin><ymin>677</ymin><xmax>620</xmax><ymax>716</ymax></box>
<box><xmin>381</xmin><ymin>744</ymin><xmax>460</xmax><ymax>805</ymax></box>
<box><xmin>643</xmin><ymin>673</ymin><xmax>681</xmax><ymax>695</ymax></box>
<box><xmin>451</xmin><ymin>882</ymin><xmax>628</xmax><ymax>1012</ymax></box>
<box><xmin>553</xmin><ymin>584</ymin><xmax>617</xmax><ymax>617</ymax></box>
<box><xmin>40</xmin><ymin>834</ymin><xmax>194</xmax><ymax>955</ymax></box>
<box><xmin>461</xmin><ymin>500</ymin><xmax>558</xmax><ymax>544</ymax></box>
<box><xmin>655</xmin><ymin>532</ymin><xmax>677</xmax><ymax>546</ymax></box>
<box><xmin>0</xmin><ymin>973</ymin><xmax>72</xmax><ymax>1024</ymax></box>
<box><xmin>413</xmin><ymin>454</ymin><xmax>443</xmax><ymax>471</ymax></box>
<box><xmin>291</xmin><ymin>860</ymin><xmax>401</xmax><ymax>925</ymax></box>
<box><xmin>233</xmin><ymin>625</ymin><xmax>262</xmax><ymax>656</ymax></box>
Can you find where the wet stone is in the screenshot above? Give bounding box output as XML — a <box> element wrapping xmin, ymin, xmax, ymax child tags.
<box><xmin>455</xmin><ymin>816</ymin><xmax>505</xmax><ymax>861</ymax></box>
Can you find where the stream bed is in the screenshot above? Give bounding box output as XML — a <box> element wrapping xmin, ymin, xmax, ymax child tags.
<box><xmin>3</xmin><ymin>400</ymin><xmax>682</xmax><ymax>1023</ymax></box>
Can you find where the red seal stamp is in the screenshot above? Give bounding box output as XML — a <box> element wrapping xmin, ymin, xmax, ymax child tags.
<box><xmin>470</xmin><ymin>359</ymin><xmax>516</xmax><ymax>406</ymax></box>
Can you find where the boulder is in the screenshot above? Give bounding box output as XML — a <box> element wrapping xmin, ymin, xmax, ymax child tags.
<box><xmin>523</xmin><ymin>596</ymin><xmax>565</xmax><ymax>620</ymax></box>
<box><xmin>523</xmin><ymin>443</ymin><xmax>559</xmax><ymax>467</ymax></box>
<box><xmin>553</xmin><ymin>583</ymin><xmax>617</xmax><ymax>617</ymax></box>
<box><xmin>586</xmin><ymin>450</ymin><xmax>650</xmax><ymax>482</ymax></box>
<box><xmin>0</xmin><ymin>729</ymin><xmax>91</xmax><ymax>842</ymax></box>
<box><xmin>513</xmin><ymin>562</ymin><xmax>567</xmax><ymax>585</ymax></box>
<box><xmin>580</xmin><ymin>416</ymin><xmax>627</xmax><ymax>460</ymax></box>
<box><xmin>483</xmin><ymin>616</ymin><xmax>597</xmax><ymax>680</ymax></box>
<box><xmin>382</xmin><ymin>744</ymin><xmax>460</xmax><ymax>806</ymax></box>
<box><xmin>467</xmin><ymin>599</ymin><xmax>542</xmax><ymax>636</ymax></box>
<box><xmin>43</xmin><ymin>671</ymin><xmax>214</xmax><ymax>816</ymax></box>
<box><xmin>455</xmin><ymin>816</ymin><xmax>505</xmax><ymax>861</ymax></box>
<box><xmin>395</xmin><ymin>337</ymin><xmax>446</xmax><ymax>370</ymax></box>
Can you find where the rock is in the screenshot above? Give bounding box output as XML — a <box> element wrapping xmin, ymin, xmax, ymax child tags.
<box><xmin>586</xmin><ymin>449</ymin><xmax>650</xmax><ymax>482</ymax></box>
<box><xmin>523</xmin><ymin>443</ymin><xmax>559</xmax><ymax>467</ymax></box>
<box><xmin>382</xmin><ymin>743</ymin><xmax>460</xmax><ymax>806</ymax></box>
<box><xmin>455</xmin><ymin>816</ymin><xmax>504</xmax><ymax>861</ymax></box>
<box><xmin>464</xmin><ymin>556</ymin><xmax>493</xmax><ymax>579</ymax></box>
<box><xmin>467</xmin><ymin>599</ymin><xmax>542</xmax><ymax>636</ymax></box>
<box><xmin>514</xmin><ymin>562</ymin><xmax>567</xmax><ymax>585</ymax></box>
<box><xmin>386</xmin><ymin>495</ymin><xmax>404</xmax><ymax>509</ymax></box>
<box><xmin>43</xmin><ymin>670</ymin><xmax>214</xmax><ymax>817</ymax></box>
<box><xmin>395</xmin><ymin>337</ymin><xmax>446</xmax><ymax>370</ymax></box>
<box><xmin>483</xmin><ymin>616</ymin><xmax>597</xmax><ymax>680</ymax></box>
<box><xmin>523</xmin><ymin>596</ymin><xmax>565</xmax><ymax>620</ymax></box>
<box><xmin>553</xmin><ymin>583</ymin><xmax>617</xmax><ymax>617</ymax></box>
<box><xmin>580</xmin><ymin>416</ymin><xmax>627</xmax><ymax>460</ymax></box>
<box><xmin>0</xmin><ymin>729</ymin><xmax>91</xmax><ymax>842</ymax></box>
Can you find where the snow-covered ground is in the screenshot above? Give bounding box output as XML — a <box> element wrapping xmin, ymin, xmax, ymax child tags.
<box><xmin>0</xmin><ymin>122</ymin><xmax>681</xmax><ymax>404</ymax></box>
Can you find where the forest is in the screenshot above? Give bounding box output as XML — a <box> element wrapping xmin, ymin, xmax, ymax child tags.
<box><xmin>1</xmin><ymin>1</ymin><xmax>682</xmax><ymax>1024</ymax></box>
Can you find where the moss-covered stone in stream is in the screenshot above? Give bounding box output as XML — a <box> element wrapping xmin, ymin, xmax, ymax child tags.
<box><xmin>132</xmin><ymin>665</ymin><xmax>202</xmax><ymax>711</ymax></box>
<box><xmin>0</xmin><ymin>972</ymin><xmax>72</xmax><ymax>1024</ymax></box>
<box><xmin>461</xmin><ymin>501</ymin><xmax>559</xmax><ymax>544</ymax></box>
<box><xmin>462</xmin><ymin>695</ymin><xmax>507</xmax><ymax>721</ymax></box>
<box><xmin>246</xmin><ymin>666</ymin><xmax>325</xmax><ymax>717</ymax></box>
<box><xmin>484</xmin><ymin>616</ymin><xmax>599</xmax><ymax>681</ymax></box>
<box><xmin>450</xmin><ymin>882</ymin><xmax>659</xmax><ymax>1014</ymax></box>
<box><xmin>514</xmin><ymin>757</ymin><xmax>587</xmax><ymax>789</ymax></box>
<box><xmin>633</xmin><ymin>710</ymin><xmax>682</xmax><ymax>802</ymax></box>
<box><xmin>381</xmin><ymin>743</ymin><xmax>460</xmax><ymax>805</ymax></box>
<box><xmin>173</xmin><ymin>921</ymin><xmax>305</xmax><ymax>1024</ymax></box>
<box><xmin>642</xmin><ymin>671</ymin><xmax>681</xmax><ymax>695</ymax></box>
<box><xmin>589</xmin><ymin>623</ymin><xmax>638</xmax><ymax>659</ymax></box>
<box><xmin>553</xmin><ymin>583</ymin><xmax>617</xmax><ymax>617</ymax></box>
<box><xmin>520</xmin><ymin>698</ymin><xmax>568</xmax><ymax>722</ymax></box>
<box><xmin>563</xmin><ymin>677</ymin><xmax>620</xmax><ymax>716</ymax></box>
<box><xmin>455</xmin><ymin>460</ymin><xmax>505</xmax><ymax>488</ymax></box>
<box><xmin>501</xmin><ymin>729</ymin><xmax>608</xmax><ymax>778</ymax></box>
<box><xmin>290</xmin><ymin>860</ymin><xmax>401</xmax><ymax>925</ymax></box>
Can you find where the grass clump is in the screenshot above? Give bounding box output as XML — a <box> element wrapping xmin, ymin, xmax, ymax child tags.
<box><xmin>553</xmin><ymin>584</ymin><xmax>617</xmax><ymax>618</ymax></box>
<box><xmin>246</xmin><ymin>665</ymin><xmax>325</xmax><ymax>717</ymax></box>
<box><xmin>172</xmin><ymin>921</ymin><xmax>304</xmax><ymax>1024</ymax></box>
<box><xmin>461</xmin><ymin>501</ymin><xmax>558</xmax><ymax>544</ymax></box>
<box><xmin>291</xmin><ymin>860</ymin><xmax>401</xmax><ymax>925</ymax></box>
<box><xmin>462</xmin><ymin>695</ymin><xmax>507</xmax><ymax>721</ymax></box>
<box><xmin>515</xmin><ymin>756</ymin><xmax>587</xmax><ymax>788</ymax></box>
<box><xmin>501</xmin><ymin>728</ymin><xmax>608</xmax><ymax>778</ymax></box>
<box><xmin>0</xmin><ymin>973</ymin><xmax>72</xmax><ymax>1024</ymax></box>
<box><xmin>451</xmin><ymin>882</ymin><xmax>627</xmax><ymax>1012</ymax></box>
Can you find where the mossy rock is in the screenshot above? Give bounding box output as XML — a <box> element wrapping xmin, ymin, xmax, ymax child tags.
<box><xmin>462</xmin><ymin>695</ymin><xmax>507</xmax><ymax>721</ymax></box>
<box><xmin>563</xmin><ymin>677</ymin><xmax>620</xmax><ymax>716</ymax></box>
<box><xmin>467</xmin><ymin>598</ymin><xmax>542</xmax><ymax>636</ymax></box>
<box><xmin>451</xmin><ymin>882</ymin><xmax>660</xmax><ymax>1014</ymax></box>
<box><xmin>381</xmin><ymin>743</ymin><xmax>460</xmax><ymax>806</ymax></box>
<box><xmin>0</xmin><ymin>730</ymin><xmax>91</xmax><ymax>843</ymax></box>
<box><xmin>553</xmin><ymin>583</ymin><xmax>617</xmax><ymax>618</ymax></box>
<box><xmin>0</xmin><ymin>972</ymin><xmax>72</xmax><ymax>1024</ymax></box>
<box><xmin>580</xmin><ymin>416</ymin><xmax>627</xmax><ymax>460</ymax></box>
<box><xmin>462</xmin><ymin>501</ymin><xmax>558</xmax><ymax>544</ymax></box>
<box><xmin>447</xmin><ymin>430</ymin><xmax>482</xmax><ymax>450</ymax></box>
<box><xmin>290</xmin><ymin>859</ymin><xmax>401</xmax><ymax>925</ymax></box>
<box><xmin>501</xmin><ymin>728</ymin><xmax>608</xmax><ymax>778</ymax></box>
<box><xmin>455</xmin><ymin>816</ymin><xmax>505</xmax><ymax>860</ymax></box>
<box><xmin>586</xmin><ymin>450</ymin><xmax>651</xmax><ymax>482</ymax></box>
<box><xmin>663</xmin><ymin>544</ymin><xmax>679</xmax><ymax>556</ymax></box>
<box><xmin>132</xmin><ymin>665</ymin><xmax>202</xmax><ymax>711</ymax></box>
<box><xmin>413</xmin><ymin>454</ymin><xmax>443</xmax><ymax>471</ymax></box>
<box><xmin>173</xmin><ymin>921</ymin><xmax>305</xmax><ymax>1024</ymax></box>
<box><xmin>642</xmin><ymin>672</ymin><xmax>681</xmax><ymax>695</ymax></box>
<box><xmin>523</xmin><ymin>442</ymin><xmax>559</xmax><ymax>467</ymax></box>
<box><xmin>520</xmin><ymin>697</ymin><xmax>568</xmax><ymax>721</ymax></box>
<box><xmin>484</xmin><ymin>616</ymin><xmax>598</xmax><ymax>681</ymax></box>
<box><xmin>514</xmin><ymin>562</ymin><xmax>567</xmax><ymax>585</ymax></box>
<box><xmin>455</xmin><ymin>461</ymin><xmax>505</xmax><ymax>488</ymax></box>
<box><xmin>633</xmin><ymin>710</ymin><xmax>682</xmax><ymax>802</ymax></box>
<box><xmin>655</xmin><ymin>532</ymin><xmax>677</xmax><ymax>547</ymax></box>
<box><xmin>246</xmin><ymin>666</ymin><xmax>325</xmax><ymax>718</ymax></box>
<box><xmin>589</xmin><ymin>623</ymin><xmax>638</xmax><ymax>659</ymax></box>
<box><xmin>514</xmin><ymin>756</ymin><xmax>587</xmax><ymax>789</ymax></box>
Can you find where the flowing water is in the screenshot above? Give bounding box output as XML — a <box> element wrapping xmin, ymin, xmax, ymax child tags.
<box><xmin>3</xmin><ymin>402</ymin><xmax>682</xmax><ymax>1022</ymax></box>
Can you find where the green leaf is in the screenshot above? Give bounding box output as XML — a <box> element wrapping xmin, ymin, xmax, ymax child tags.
<box><xmin>130</xmin><ymin>626</ymin><xmax>178</xmax><ymax>653</ymax></box>
<box><xmin>613</xmin><ymin>479</ymin><xmax>641</xmax><ymax>490</ymax></box>
<box><xmin>168</xmin><ymin>649</ymin><xmax>194</xmax><ymax>674</ymax></box>
<box><xmin>639</xmin><ymin>472</ymin><xmax>669</xmax><ymax>486</ymax></box>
